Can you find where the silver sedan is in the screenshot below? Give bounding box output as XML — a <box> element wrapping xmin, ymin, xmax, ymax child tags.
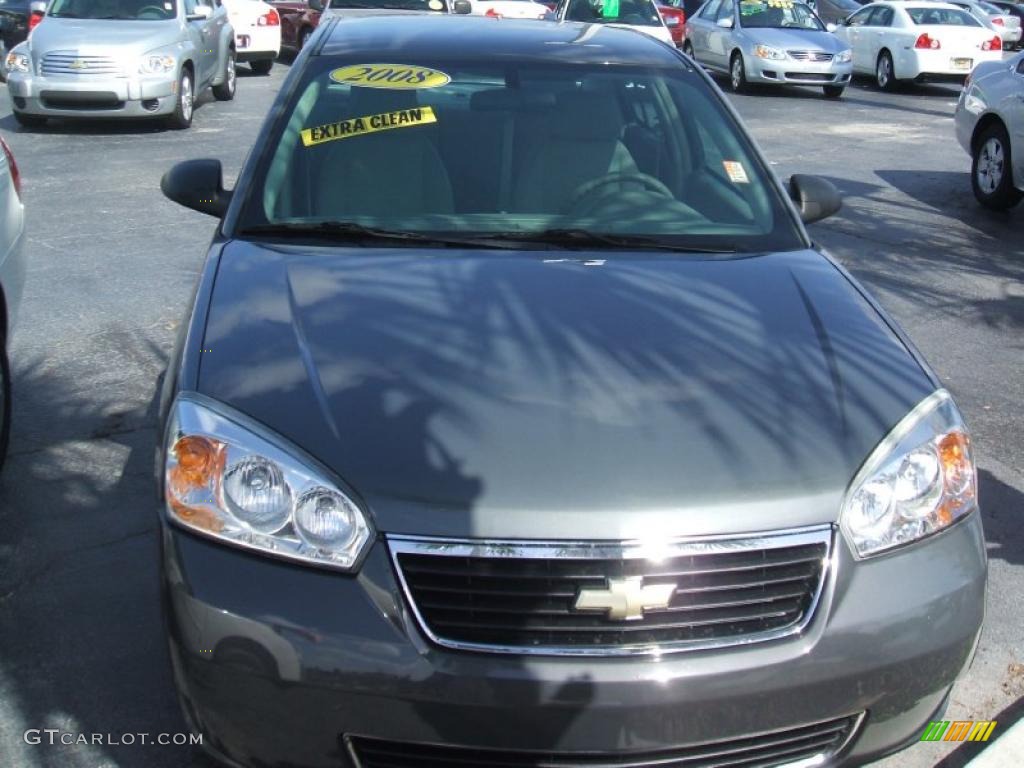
<box><xmin>0</xmin><ymin>135</ymin><xmax>24</xmax><ymax>471</ymax></box>
<box><xmin>685</xmin><ymin>0</ymin><xmax>853</xmax><ymax>97</ymax></box>
<box><xmin>955</xmin><ymin>51</ymin><xmax>1024</xmax><ymax>209</ymax></box>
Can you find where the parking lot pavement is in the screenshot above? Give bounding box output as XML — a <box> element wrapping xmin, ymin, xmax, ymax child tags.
<box><xmin>0</xmin><ymin>60</ymin><xmax>1020</xmax><ymax>768</ymax></box>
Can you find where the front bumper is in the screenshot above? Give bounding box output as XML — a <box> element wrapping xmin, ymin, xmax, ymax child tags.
<box><xmin>5</xmin><ymin>70</ymin><xmax>176</xmax><ymax>118</ymax></box>
<box><xmin>746</xmin><ymin>57</ymin><xmax>852</xmax><ymax>87</ymax></box>
<box><xmin>162</xmin><ymin>511</ymin><xmax>987</xmax><ymax>768</ymax></box>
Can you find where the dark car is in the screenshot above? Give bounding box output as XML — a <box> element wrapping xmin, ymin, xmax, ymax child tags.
<box><xmin>273</xmin><ymin>0</ymin><xmax>323</xmax><ymax>50</ymax></box>
<box><xmin>806</xmin><ymin>0</ymin><xmax>865</xmax><ymax>24</ymax></box>
<box><xmin>0</xmin><ymin>0</ymin><xmax>44</xmax><ymax>80</ymax></box>
<box><xmin>158</xmin><ymin>14</ymin><xmax>986</xmax><ymax>768</ymax></box>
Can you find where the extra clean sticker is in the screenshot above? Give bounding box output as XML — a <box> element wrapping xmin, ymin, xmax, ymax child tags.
<box><xmin>723</xmin><ymin>161</ymin><xmax>750</xmax><ymax>184</ymax></box>
<box><xmin>301</xmin><ymin>106</ymin><xmax>438</xmax><ymax>147</ymax></box>
<box><xmin>329</xmin><ymin>64</ymin><xmax>451</xmax><ymax>90</ymax></box>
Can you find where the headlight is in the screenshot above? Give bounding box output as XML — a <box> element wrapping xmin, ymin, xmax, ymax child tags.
<box><xmin>139</xmin><ymin>53</ymin><xmax>176</xmax><ymax>75</ymax></box>
<box><xmin>835</xmin><ymin>49</ymin><xmax>852</xmax><ymax>64</ymax></box>
<box><xmin>5</xmin><ymin>51</ymin><xmax>30</xmax><ymax>74</ymax></box>
<box><xmin>841</xmin><ymin>389</ymin><xmax>977</xmax><ymax>559</ymax></box>
<box><xmin>164</xmin><ymin>395</ymin><xmax>373</xmax><ymax>571</ymax></box>
<box><xmin>753</xmin><ymin>45</ymin><xmax>787</xmax><ymax>60</ymax></box>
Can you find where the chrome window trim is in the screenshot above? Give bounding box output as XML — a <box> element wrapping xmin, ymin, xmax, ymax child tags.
<box><xmin>387</xmin><ymin>524</ymin><xmax>834</xmax><ymax>657</ymax></box>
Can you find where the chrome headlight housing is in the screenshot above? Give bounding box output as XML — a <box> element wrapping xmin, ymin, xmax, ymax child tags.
<box><xmin>834</xmin><ymin>48</ymin><xmax>852</xmax><ymax>64</ymax></box>
<box><xmin>841</xmin><ymin>389</ymin><xmax>977</xmax><ymax>559</ymax></box>
<box><xmin>139</xmin><ymin>51</ymin><xmax>176</xmax><ymax>75</ymax></box>
<box><xmin>163</xmin><ymin>395</ymin><xmax>374</xmax><ymax>571</ymax></box>
<box><xmin>6</xmin><ymin>48</ymin><xmax>31</xmax><ymax>74</ymax></box>
<box><xmin>753</xmin><ymin>44</ymin><xmax>787</xmax><ymax>60</ymax></box>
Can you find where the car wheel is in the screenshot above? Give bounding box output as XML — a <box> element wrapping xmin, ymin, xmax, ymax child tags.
<box><xmin>12</xmin><ymin>111</ymin><xmax>46</xmax><ymax>129</ymax></box>
<box><xmin>0</xmin><ymin>343</ymin><xmax>10</xmax><ymax>474</ymax></box>
<box><xmin>682</xmin><ymin>40</ymin><xmax>694</xmax><ymax>58</ymax></box>
<box><xmin>822</xmin><ymin>85</ymin><xmax>845</xmax><ymax>99</ymax></box>
<box><xmin>875</xmin><ymin>50</ymin><xmax>897</xmax><ymax>92</ymax></box>
<box><xmin>212</xmin><ymin>49</ymin><xmax>237</xmax><ymax>101</ymax></box>
<box><xmin>298</xmin><ymin>27</ymin><xmax>312</xmax><ymax>49</ymax></box>
<box><xmin>729</xmin><ymin>52</ymin><xmax>748</xmax><ymax>94</ymax></box>
<box><xmin>972</xmin><ymin>122</ymin><xmax>1023</xmax><ymax>210</ymax></box>
<box><xmin>250</xmin><ymin>59</ymin><xmax>273</xmax><ymax>75</ymax></box>
<box><xmin>167</xmin><ymin>67</ymin><xmax>194</xmax><ymax>129</ymax></box>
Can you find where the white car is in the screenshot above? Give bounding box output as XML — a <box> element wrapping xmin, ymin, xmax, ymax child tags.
<box><xmin>556</xmin><ymin>0</ymin><xmax>675</xmax><ymax>45</ymax></box>
<box><xmin>222</xmin><ymin>0</ymin><xmax>282</xmax><ymax>74</ymax></box>
<box><xmin>471</xmin><ymin>0</ymin><xmax>550</xmax><ymax>16</ymax></box>
<box><xmin>0</xmin><ymin>135</ymin><xmax>24</xmax><ymax>472</ymax></box>
<box><xmin>944</xmin><ymin>0</ymin><xmax>1021</xmax><ymax>46</ymax></box>
<box><xmin>835</xmin><ymin>1</ymin><xmax>1004</xmax><ymax>90</ymax></box>
<box><xmin>955</xmin><ymin>50</ymin><xmax>1024</xmax><ymax>208</ymax></box>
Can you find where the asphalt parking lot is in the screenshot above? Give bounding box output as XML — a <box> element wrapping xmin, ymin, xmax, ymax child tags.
<box><xmin>0</xmin><ymin>55</ymin><xmax>1021</xmax><ymax>768</ymax></box>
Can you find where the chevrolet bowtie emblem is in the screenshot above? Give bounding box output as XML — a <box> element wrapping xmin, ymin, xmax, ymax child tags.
<box><xmin>574</xmin><ymin>576</ymin><xmax>676</xmax><ymax>621</ymax></box>
<box><xmin>68</xmin><ymin>59</ymin><xmax>88</xmax><ymax>70</ymax></box>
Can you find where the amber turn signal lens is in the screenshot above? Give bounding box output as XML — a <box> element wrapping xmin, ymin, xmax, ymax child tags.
<box><xmin>169</xmin><ymin>435</ymin><xmax>223</xmax><ymax>494</ymax></box>
<box><xmin>938</xmin><ymin>431</ymin><xmax>974</xmax><ymax>497</ymax></box>
<box><xmin>167</xmin><ymin>494</ymin><xmax>224</xmax><ymax>533</ymax></box>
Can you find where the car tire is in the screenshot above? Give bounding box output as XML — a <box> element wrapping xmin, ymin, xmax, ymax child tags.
<box><xmin>822</xmin><ymin>85</ymin><xmax>845</xmax><ymax>99</ymax></box>
<box><xmin>167</xmin><ymin>67</ymin><xmax>194</xmax><ymax>129</ymax></box>
<box><xmin>971</xmin><ymin>122</ymin><xmax>1023</xmax><ymax>211</ymax></box>
<box><xmin>729</xmin><ymin>52</ymin><xmax>748</xmax><ymax>94</ymax></box>
<box><xmin>682</xmin><ymin>40</ymin><xmax>694</xmax><ymax>58</ymax></box>
<box><xmin>250</xmin><ymin>59</ymin><xmax>273</xmax><ymax>75</ymax></box>
<box><xmin>875</xmin><ymin>50</ymin><xmax>897</xmax><ymax>92</ymax></box>
<box><xmin>212</xmin><ymin>49</ymin><xmax>237</xmax><ymax>101</ymax></box>
<box><xmin>12</xmin><ymin>111</ymin><xmax>46</xmax><ymax>129</ymax></box>
<box><xmin>0</xmin><ymin>342</ymin><xmax>10</xmax><ymax>474</ymax></box>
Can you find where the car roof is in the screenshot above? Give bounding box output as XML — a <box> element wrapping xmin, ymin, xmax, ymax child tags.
<box><xmin>318</xmin><ymin>15</ymin><xmax>683</xmax><ymax>66</ymax></box>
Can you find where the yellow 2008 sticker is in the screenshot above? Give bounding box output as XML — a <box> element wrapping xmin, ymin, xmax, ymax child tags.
<box><xmin>329</xmin><ymin>63</ymin><xmax>451</xmax><ymax>90</ymax></box>
<box><xmin>301</xmin><ymin>106</ymin><xmax>438</xmax><ymax>147</ymax></box>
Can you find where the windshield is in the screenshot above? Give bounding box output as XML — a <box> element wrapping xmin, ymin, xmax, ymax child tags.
<box><xmin>565</xmin><ymin>0</ymin><xmax>663</xmax><ymax>26</ymax></box>
<box><xmin>327</xmin><ymin>0</ymin><xmax>449</xmax><ymax>10</ymax></box>
<box><xmin>906</xmin><ymin>6</ymin><xmax>982</xmax><ymax>24</ymax></box>
<box><xmin>739</xmin><ymin>1</ymin><xmax>824</xmax><ymax>29</ymax></box>
<box><xmin>238</xmin><ymin>59</ymin><xmax>805</xmax><ymax>253</ymax></box>
<box><xmin>49</xmin><ymin>0</ymin><xmax>178</xmax><ymax>18</ymax></box>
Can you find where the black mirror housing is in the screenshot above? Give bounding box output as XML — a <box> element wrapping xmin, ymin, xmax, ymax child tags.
<box><xmin>789</xmin><ymin>174</ymin><xmax>842</xmax><ymax>225</ymax></box>
<box><xmin>161</xmin><ymin>159</ymin><xmax>232</xmax><ymax>218</ymax></box>
<box><xmin>453</xmin><ymin>0</ymin><xmax>472</xmax><ymax>13</ymax></box>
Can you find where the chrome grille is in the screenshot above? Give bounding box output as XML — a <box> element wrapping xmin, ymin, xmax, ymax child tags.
<box><xmin>347</xmin><ymin>713</ymin><xmax>863</xmax><ymax>768</ymax></box>
<box><xmin>41</xmin><ymin>52</ymin><xmax>123</xmax><ymax>76</ymax></box>
<box><xmin>787</xmin><ymin>50</ymin><xmax>834</xmax><ymax>62</ymax></box>
<box><xmin>389</xmin><ymin>526</ymin><xmax>831</xmax><ymax>655</ymax></box>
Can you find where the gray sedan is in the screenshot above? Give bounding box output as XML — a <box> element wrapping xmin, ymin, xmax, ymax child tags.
<box><xmin>5</xmin><ymin>0</ymin><xmax>237</xmax><ymax>128</ymax></box>
<box><xmin>685</xmin><ymin>0</ymin><xmax>853</xmax><ymax>97</ymax></box>
<box><xmin>955</xmin><ymin>50</ymin><xmax>1024</xmax><ymax>208</ymax></box>
<box><xmin>0</xmin><ymin>135</ymin><xmax>24</xmax><ymax>471</ymax></box>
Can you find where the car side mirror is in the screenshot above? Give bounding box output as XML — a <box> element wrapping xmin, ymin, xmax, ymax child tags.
<box><xmin>453</xmin><ymin>0</ymin><xmax>472</xmax><ymax>13</ymax></box>
<box><xmin>789</xmin><ymin>174</ymin><xmax>841</xmax><ymax>224</ymax></box>
<box><xmin>28</xmin><ymin>0</ymin><xmax>46</xmax><ymax>12</ymax></box>
<box><xmin>716</xmin><ymin>16</ymin><xmax>734</xmax><ymax>27</ymax></box>
<box><xmin>161</xmin><ymin>159</ymin><xmax>233</xmax><ymax>218</ymax></box>
<box><xmin>309</xmin><ymin>0</ymin><xmax>324</xmax><ymax>10</ymax></box>
<box><xmin>826</xmin><ymin>21</ymin><xmax>837</xmax><ymax>32</ymax></box>
<box><xmin>186</xmin><ymin>5</ymin><xmax>213</xmax><ymax>20</ymax></box>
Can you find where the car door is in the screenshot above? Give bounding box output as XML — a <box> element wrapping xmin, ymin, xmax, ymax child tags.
<box><xmin>706</xmin><ymin>0</ymin><xmax>736</xmax><ymax>71</ymax></box>
<box><xmin>842</xmin><ymin>5</ymin><xmax>876</xmax><ymax>73</ymax></box>
<box><xmin>689</xmin><ymin>0</ymin><xmax>723</xmax><ymax>63</ymax></box>
<box><xmin>184</xmin><ymin>0</ymin><xmax>218</xmax><ymax>86</ymax></box>
<box><xmin>1010</xmin><ymin>58</ymin><xmax>1024</xmax><ymax>185</ymax></box>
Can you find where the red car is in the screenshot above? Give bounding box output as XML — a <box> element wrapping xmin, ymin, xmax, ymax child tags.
<box><xmin>542</xmin><ymin>0</ymin><xmax>685</xmax><ymax>46</ymax></box>
<box><xmin>272</xmin><ymin>0</ymin><xmax>324</xmax><ymax>51</ymax></box>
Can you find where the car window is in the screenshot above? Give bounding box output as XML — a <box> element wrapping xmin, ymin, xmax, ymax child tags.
<box><xmin>906</xmin><ymin>6</ymin><xmax>982</xmax><ymax>24</ymax></box>
<box><xmin>715</xmin><ymin>0</ymin><xmax>733</xmax><ymax>21</ymax></box>
<box><xmin>49</xmin><ymin>0</ymin><xmax>178</xmax><ymax>19</ymax></box>
<box><xmin>976</xmin><ymin>1</ymin><xmax>1001</xmax><ymax>13</ymax></box>
<box><xmin>738</xmin><ymin>1</ymin><xmax>823</xmax><ymax>29</ymax></box>
<box><xmin>240</xmin><ymin>60</ymin><xmax>805</xmax><ymax>253</ymax></box>
<box><xmin>1018</xmin><ymin>57</ymin><xmax>1024</xmax><ymax>75</ymax></box>
<box><xmin>700</xmin><ymin>0</ymin><xmax>723</xmax><ymax>18</ymax></box>
<box><xmin>869</xmin><ymin>5</ymin><xmax>892</xmax><ymax>24</ymax></box>
<box><xmin>565</xmin><ymin>0</ymin><xmax>663</xmax><ymax>26</ymax></box>
<box><xmin>845</xmin><ymin>5</ymin><xmax>872</xmax><ymax>24</ymax></box>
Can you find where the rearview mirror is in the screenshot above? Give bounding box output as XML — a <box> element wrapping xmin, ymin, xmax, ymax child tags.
<box><xmin>453</xmin><ymin>0</ymin><xmax>472</xmax><ymax>13</ymax></box>
<box><xmin>161</xmin><ymin>159</ymin><xmax>233</xmax><ymax>218</ymax></box>
<box><xmin>716</xmin><ymin>16</ymin><xmax>734</xmax><ymax>27</ymax></box>
<box><xmin>309</xmin><ymin>0</ymin><xmax>324</xmax><ymax>10</ymax></box>
<box><xmin>789</xmin><ymin>174</ymin><xmax>841</xmax><ymax>224</ymax></box>
<box><xmin>186</xmin><ymin>5</ymin><xmax>212</xmax><ymax>20</ymax></box>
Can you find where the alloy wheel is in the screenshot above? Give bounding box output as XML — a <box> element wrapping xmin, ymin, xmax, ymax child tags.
<box><xmin>976</xmin><ymin>137</ymin><xmax>1004</xmax><ymax>195</ymax></box>
<box><xmin>876</xmin><ymin>56</ymin><xmax>890</xmax><ymax>89</ymax></box>
<box><xmin>731</xmin><ymin>58</ymin><xmax>743</xmax><ymax>90</ymax></box>
<box><xmin>181</xmin><ymin>72</ymin><xmax>193</xmax><ymax>123</ymax></box>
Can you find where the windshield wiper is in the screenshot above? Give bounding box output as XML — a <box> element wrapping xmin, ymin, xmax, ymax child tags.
<box><xmin>475</xmin><ymin>228</ymin><xmax>737</xmax><ymax>253</ymax></box>
<box><xmin>239</xmin><ymin>221</ymin><xmax>520</xmax><ymax>249</ymax></box>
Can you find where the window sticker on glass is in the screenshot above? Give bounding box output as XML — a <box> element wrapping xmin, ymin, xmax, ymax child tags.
<box><xmin>723</xmin><ymin>161</ymin><xmax>750</xmax><ymax>184</ymax></box>
<box><xmin>329</xmin><ymin>64</ymin><xmax>451</xmax><ymax>90</ymax></box>
<box><xmin>602</xmin><ymin>0</ymin><xmax>621</xmax><ymax>17</ymax></box>
<box><xmin>301</xmin><ymin>107</ymin><xmax>438</xmax><ymax>148</ymax></box>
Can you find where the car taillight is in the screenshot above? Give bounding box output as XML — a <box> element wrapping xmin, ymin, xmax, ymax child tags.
<box><xmin>28</xmin><ymin>10</ymin><xmax>43</xmax><ymax>30</ymax></box>
<box><xmin>991</xmin><ymin>16</ymin><xmax>1003</xmax><ymax>25</ymax></box>
<box><xmin>0</xmin><ymin>137</ymin><xmax>22</xmax><ymax>200</ymax></box>
<box><xmin>258</xmin><ymin>9</ymin><xmax>280</xmax><ymax>25</ymax></box>
<box><xmin>485</xmin><ymin>7</ymin><xmax>502</xmax><ymax>17</ymax></box>
<box><xmin>981</xmin><ymin>36</ymin><xmax>1001</xmax><ymax>51</ymax></box>
<box><xmin>914</xmin><ymin>33</ymin><xmax>940</xmax><ymax>49</ymax></box>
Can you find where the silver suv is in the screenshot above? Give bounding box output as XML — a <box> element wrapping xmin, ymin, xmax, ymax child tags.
<box><xmin>5</xmin><ymin>0</ymin><xmax>237</xmax><ymax>128</ymax></box>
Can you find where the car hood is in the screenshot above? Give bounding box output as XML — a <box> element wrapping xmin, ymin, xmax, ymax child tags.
<box><xmin>196</xmin><ymin>243</ymin><xmax>935</xmax><ymax>539</ymax></box>
<box><xmin>740</xmin><ymin>27</ymin><xmax>846</xmax><ymax>52</ymax></box>
<box><xmin>29</xmin><ymin>18</ymin><xmax>181</xmax><ymax>56</ymax></box>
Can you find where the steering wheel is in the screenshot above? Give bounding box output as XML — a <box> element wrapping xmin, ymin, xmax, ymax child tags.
<box><xmin>566</xmin><ymin>172</ymin><xmax>674</xmax><ymax>214</ymax></box>
<box><xmin>137</xmin><ymin>5</ymin><xmax>167</xmax><ymax>18</ymax></box>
